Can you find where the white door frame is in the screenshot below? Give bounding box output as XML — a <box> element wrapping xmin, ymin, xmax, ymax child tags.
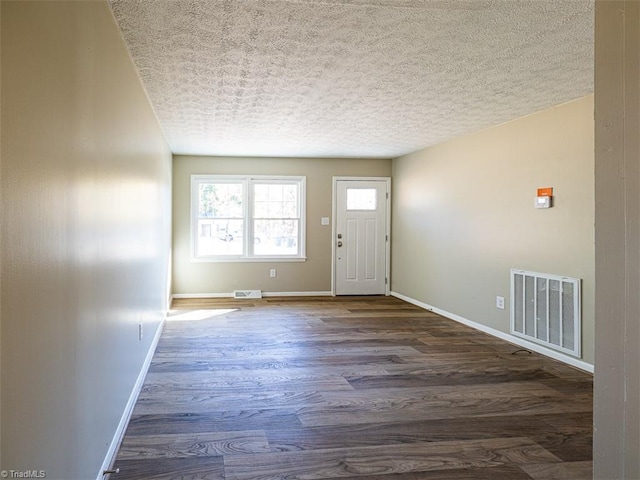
<box><xmin>331</xmin><ymin>176</ymin><xmax>391</xmax><ymax>296</ymax></box>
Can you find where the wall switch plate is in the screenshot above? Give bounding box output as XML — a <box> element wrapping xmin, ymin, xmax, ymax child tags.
<box><xmin>535</xmin><ymin>196</ymin><xmax>552</xmax><ymax>208</ymax></box>
<box><xmin>496</xmin><ymin>296</ymin><xmax>505</xmax><ymax>309</ymax></box>
<box><xmin>270</xmin><ymin>268</ymin><xmax>276</xmax><ymax>278</ymax></box>
<box><xmin>321</xmin><ymin>217</ymin><xmax>330</xmax><ymax>225</ymax></box>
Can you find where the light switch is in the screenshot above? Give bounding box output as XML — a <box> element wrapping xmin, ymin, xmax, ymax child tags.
<box><xmin>321</xmin><ymin>217</ymin><xmax>330</xmax><ymax>225</ymax></box>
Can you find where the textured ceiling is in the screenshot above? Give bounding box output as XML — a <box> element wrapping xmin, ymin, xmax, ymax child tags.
<box><xmin>109</xmin><ymin>0</ymin><xmax>593</xmax><ymax>158</ymax></box>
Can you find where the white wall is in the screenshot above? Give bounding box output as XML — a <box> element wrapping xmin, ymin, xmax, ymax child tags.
<box><xmin>392</xmin><ymin>96</ymin><xmax>595</xmax><ymax>365</ymax></box>
<box><xmin>1</xmin><ymin>2</ymin><xmax>172</xmax><ymax>478</ymax></box>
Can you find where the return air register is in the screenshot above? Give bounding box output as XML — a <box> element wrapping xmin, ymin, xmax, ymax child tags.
<box><xmin>233</xmin><ymin>290</ymin><xmax>262</xmax><ymax>299</ymax></box>
<box><xmin>510</xmin><ymin>269</ymin><xmax>581</xmax><ymax>357</ymax></box>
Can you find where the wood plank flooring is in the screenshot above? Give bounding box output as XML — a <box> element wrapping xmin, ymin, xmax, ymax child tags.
<box><xmin>113</xmin><ymin>296</ymin><xmax>593</xmax><ymax>480</ymax></box>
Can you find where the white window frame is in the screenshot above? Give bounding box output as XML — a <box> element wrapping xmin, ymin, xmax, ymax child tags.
<box><xmin>191</xmin><ymin>174</ymin><xmax>306</xmax><ymax>262</ymax></box>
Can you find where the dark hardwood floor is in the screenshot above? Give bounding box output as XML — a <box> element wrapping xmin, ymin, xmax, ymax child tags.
<box><xmin>113</xmin><ymin>296</ymin><xmax>593</xmax><ymax>480</ymax></box>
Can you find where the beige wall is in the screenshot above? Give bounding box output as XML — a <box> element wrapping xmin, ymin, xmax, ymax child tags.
<box><xmin>1</xmin><ymin>2</ymin><xmax>172</xmax><ymax>478</ymax></box>
<box><xmin>173</xmin><ymin>155</ymin><xmax>391</xmax><ymax>294</ymax></box>
<box><xmin>392</xmin><ymin>95</ymin><xmax>595</xmax><ymax>365</ymax></box>
<box><xmin>0</xmin><ymin>0</ymin><xmax>3</xmax><ymax>469</ymax></box>
<box><xmin>594</xmin><ymin>1</ymin><xmax>640</xmax><ymax>478</ymax></box>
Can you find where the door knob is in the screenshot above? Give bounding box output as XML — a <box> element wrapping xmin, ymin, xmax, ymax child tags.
<box><xmin>337</xmin><ymin>241</ymin><xmax>343</xmax><ymax>247</ymax></box>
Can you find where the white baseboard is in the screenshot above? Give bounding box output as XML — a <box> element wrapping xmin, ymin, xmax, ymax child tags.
<box><xmin>263</xmin><ymin>291</ymin><xmax>332</xmax><ymax>297</ymax></box>
<box><xmin>390</xmin><ymin>291</ymin><xmax>594</xmax><ymax>373</ymax></box>
<box><xmin>172</xmin><ymin>291</ymin><xmax>332</xmax><ymax>299</ymax></box>
<box><xmin>172</xmin><ymin>292</ymin><xmax>232</xmax><ymax>299</ymax></box>
<box><xmin>96</xmin><ymin>317</ymin><xmax>166</xmax><ymax>479</ymax></box>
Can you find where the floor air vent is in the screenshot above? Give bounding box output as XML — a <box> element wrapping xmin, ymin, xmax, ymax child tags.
<box><xmin>233</xmin><ymin>290</ymin><xmax>262</xmax><ymax>299</ymax></box>
<box><xmin>510</xmin><ymin>269</ymin><xmax>581</xmax><ymax>357</ymax></box>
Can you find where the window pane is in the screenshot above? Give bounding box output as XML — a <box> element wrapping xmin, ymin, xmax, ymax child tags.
<box><xmin>254</xmin><ymin>184</ymin><xmax>269</xmax><ymax>201</ymax></box>
<box><xmin>254</xmin><ymin>201</ymin><xmax>269</xmax><ymax>218</ymax></box>
<box><xmin>347</xmin><ymin>188</ymin><xmax>377</xmax><ymax>210</ymax></box>
<box><xmin>282</xmin><ymin>201</ymin><xmax>297</xmax><ymax>217</ymax></box>
<box><xmin>199</xmin><ymin>183</ymin><xmax>243</xmax><ymax>218</ymax></box>
<box><xmin>283</xmin><ymin>184</ymin><xmax>297</xmax><ymax>201</ymax></box>
<box><xmin>254</xmin><ymin>219</ymin><xmax>299</xmax><ymax>255</ymax></box>
<box><xmin>197</xmin><ymin>182</ymin><xmax>244</xmax><ymax>256</ymax></box>
<box><xmin>253</xmin><ymin>183</ymin><xmax>298</xmax><ymax>219</ymax></box>
<box><xmin>268</xmin><ymin>184</ymin><xmax>283</xmax><ymax>201</ymax></box>
<box><xmin>196</xmin><ymin>219</ymin><xmax>243</xmax><ymax>256</ymax></box>
<box><xmin>268</xmin><ymin>201</ymin><xmax>283</xmax><ymax>218</ymax></box>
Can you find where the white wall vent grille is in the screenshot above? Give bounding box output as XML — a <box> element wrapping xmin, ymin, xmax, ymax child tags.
<box><xmin>233</xmin><ymin>290</ymin><xmax>262</xmax><ymax>299</ymax></box>
<box><xmin>510</xmin><ymin>269</ymin><xmax>581</xmax><ymax>357</ymax></box>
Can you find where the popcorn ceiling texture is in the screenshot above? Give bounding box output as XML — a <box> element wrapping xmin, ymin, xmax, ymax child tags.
<box><xmin>108</xmin><ymin>0</ymin><xmax>593</xmax><ymax>158</ymax></box>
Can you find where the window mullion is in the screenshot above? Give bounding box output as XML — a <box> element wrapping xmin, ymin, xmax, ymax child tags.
<box><xmin>246</xmin><ymin>178</ymin><xmax>253</xmax><ymax>258</ymax></box>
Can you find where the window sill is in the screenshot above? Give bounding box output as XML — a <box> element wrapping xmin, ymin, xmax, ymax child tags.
<box><xmin>190</xmin><ymin>256</ymin><xmax>307</xmax><ymax>263</ymax></box>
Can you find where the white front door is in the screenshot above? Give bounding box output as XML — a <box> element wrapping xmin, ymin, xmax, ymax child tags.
<box><xmin>334</xmin><ymin>178</ymin><xmax>389</xmax><ymax>295</ymax></box>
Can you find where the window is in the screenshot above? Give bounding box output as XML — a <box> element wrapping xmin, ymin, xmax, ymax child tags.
<box><xmin>346</xmin><ymin>188</ymin><xmax>377</xmax><ymax>210</ymax></box>
<box><xmin>191</xmin><ymin>175</ymin><xmax>306</xmax><ymax>261</ymax></box>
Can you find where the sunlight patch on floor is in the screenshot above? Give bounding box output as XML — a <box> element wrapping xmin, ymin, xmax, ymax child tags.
<box><xmin>167</xmin><ymin>309</ymin><xmax>238</xmax><ymax>321</ymax></box>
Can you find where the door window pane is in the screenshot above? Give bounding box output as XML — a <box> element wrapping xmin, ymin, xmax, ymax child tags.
<box><xmin>347</xmin><ymin>188</ymin><xmax>377</xmax><ymax>210</ymax></box>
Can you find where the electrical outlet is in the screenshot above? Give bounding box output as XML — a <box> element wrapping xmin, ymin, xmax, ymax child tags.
<box><xmin>496</xmin><ymin>296</ymin><xmax>505</xmax><ymax>310</ymax></box>
<box><xmin>138</xmin><ymin>323</ymin><xmax>143</xmax><ymax>341</ymax></box>
<box><xmin>270</xmin><ymin>268</ymin><xmax>276</xmax><ymax>278</ymax></box>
